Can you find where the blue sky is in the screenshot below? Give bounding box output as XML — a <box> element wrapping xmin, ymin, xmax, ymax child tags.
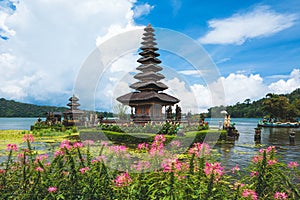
<box><xmin>0</xmin><ymin>0</ymin><xmax>299</xmax><ymax>112</ymax></box>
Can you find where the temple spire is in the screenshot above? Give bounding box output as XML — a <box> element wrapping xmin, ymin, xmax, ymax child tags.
<box><xmin>117</xmin><ymin>24</ymin><xmax>180</xmax><ymax>124</ymax></box>
<box><xmin>130</xmin><ymin>24</ymin><xmax>167</xmax><ymax>92</ymax></box>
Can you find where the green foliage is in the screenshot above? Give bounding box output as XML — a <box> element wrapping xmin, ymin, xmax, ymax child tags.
<box><xmin>0</xmin><ymin>98</ymin><xmax>67</xmax><ymax>117</ymax></box>
<box><xmin>1</xmin><ymin>135</ymin><xmax>299</xmax><ymax>199</ymax></box>
<box><xmin>0</xmin><ymin>98</ymin><xmax>114</xmax><ymax>118</ymax></box>
<box><xmin>98</xmin><ymin>122</ymin><xmax>180</xmax><ymax>135</ymax></box>
<box><xmin>207</xmin><ymin>88</ymin><xmax>300</xmax><ymax>119</ymax></box>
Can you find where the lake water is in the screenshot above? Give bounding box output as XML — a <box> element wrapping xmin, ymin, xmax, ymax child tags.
<box><xmin>0</xmin><ymin>117</ymin><xmax>41</xmax><ymax>130</ymax></box>
<box><xmin>0</xmin><ymin>117</ymin><xmax>299</xmax><ymax>168</ymax></box>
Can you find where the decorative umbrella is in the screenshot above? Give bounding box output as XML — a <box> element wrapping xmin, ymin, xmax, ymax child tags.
<box><xmin>220</xmin><ymin>110</ymin><xmax>228</xmax><ymax>114</ymax></box>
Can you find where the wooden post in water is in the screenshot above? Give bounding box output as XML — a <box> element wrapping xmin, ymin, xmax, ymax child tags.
<box><xmin>254</xmin><ymin>127</ymin><xmax>261</xmax><ymax>144</ymax></box>
<box><xmin>289</xmin><ymin>131</ymin><xmax>295</xmax><ymax>145</ymax></box>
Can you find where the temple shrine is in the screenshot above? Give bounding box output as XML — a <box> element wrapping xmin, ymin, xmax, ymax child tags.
<box><xmin>63</xmin><ymin>95</ymin><xmax>85</xmax><ymax>126</ymax></box>
<box><xmin>117</xmin><ymin>24</ymin><xmax>180</xmax><ymax>124</ymax></box>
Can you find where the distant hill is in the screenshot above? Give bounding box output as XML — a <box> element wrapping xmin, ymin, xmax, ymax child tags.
<box><xmin>0</xmin><ymin>98</ymin><xmax>67</xmax><ymax>117</ymax></box>
<box><xmin>0</xmin><ymin>98</ymin><xmax>115</xmax><ymax>118</ymax></box>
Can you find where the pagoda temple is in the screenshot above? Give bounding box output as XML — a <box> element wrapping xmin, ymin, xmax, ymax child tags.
<box><xmin>117</xmin><ymin>24</ymin><xmax>180</xmax><ymax>124</ymax></box>
<box><xmin>63</xmin><ymin>95</ymin><xmax>85</xmax><ymax>126</ymax></box>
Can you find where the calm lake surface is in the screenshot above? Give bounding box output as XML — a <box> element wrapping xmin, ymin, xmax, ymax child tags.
<box><xmin>0</xmin><ymin>117</ymin><xmax>299</xmax><ymax>168</ymax></box>
<box><xmin>0</xmin><ymin>117</ymin><xmax>41</xmax><ymax>130</ymax></box>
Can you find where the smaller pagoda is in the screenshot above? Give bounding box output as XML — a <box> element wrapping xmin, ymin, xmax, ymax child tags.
<box><xmin>63</xmin><ymin>95</ymin><xmax>85</xmax><ymax>126</ymax></box>
<box><xmin>117</xmin><ymin>24</ymin><xmax>180</xmax><ymax>124</ymax></box>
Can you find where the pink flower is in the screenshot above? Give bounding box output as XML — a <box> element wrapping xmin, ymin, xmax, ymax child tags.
<box><xmin>48</xmin><ymin>186</ymin><xmax>57</xmax><ymax>193</ymax></box>
<box><xmin>35</xmin><ymin>154</ymin><xmax>48</xmax><ymax>163</ymax></box>
<box><xmin>131</xmin><ymin>161</ymin><xmax>151</xmax><ymax>171</ymax></box>
<box><xmin>266</xmin><ymin>146</ymin><xmax>276</xmax><ymax>153</ymax></box>
<box><xmin>6</xmin><ymin>144</ymin><xmax>18</xmax><ymax>151</ymax></box>
<box><xmin>204</xmin><ymin>162</ymin><xmax>223</xmax><ymax>179</ymax></box>
<box><xmin>23</xmin><ymin>134</ymin><xmax>34</xmax><ymax>142</ymax></box>
<box><xmin>100</xmin><ymin>141</ymin><xmax>108</xmax><ymax>146</ymax></box>
<box><xmin>83</xmin><ymin>140</ymin><xmax>94</xmax><ymax>146</ymax></box>
<box><xmin>60</xmin><ymin>140</ymin><xmax>72</xmax><ymax>150</ymax></box>
<box><xmin>242</xmin><ymin>189</ymin><xmax>258</xmax><ymax>200</ymax></box>
<box><xmin>188</xmin><ymin>143</ymin><xmax>210</xmax><ymax>157</ymax></box>
<box><xmin>259</xmin><ymin>146</ymin><xmax>276</xmax><ymax>154</ymax></box>
<box><xmin>73</xmin><ymin>142</ymin><xmax>83</xmax><ymax>148</ymax></box>
<box><xmin>231</xmin><ymin>164</ymin><xmax>240</xmax><ymax>174</ymax></box>
<box><xmin>110</xmin><ymin>145</ymin><xmax>127</xmax><ymax>153</ymax></box>
<box><xmin>250</xmin><ymin>171</ymin><xmax>259</xmax><ymax>177</ymax></box>
<box><xmin>267</xmin><ymin>159</ymin><xmax>278</xmax><ymax>166</ymax></box>
<box><xmin>274</xmin><ymin>192</ymin><xmax>288</xmax><ymax>199</ymax></box>
<box><xmin>288</xmin><ymin>161</ymin><xmax>299</xmax><ymax>169</ymax></box>
<box><xmin>35</xmin><ymin>167</ymin><xmax>44</xmax><ymax>172</ymax></box>
<box><xmin>233</xmin><ymin>182</ymin><xmax>245</xmax><ymax>189</ymax></box>
<box><xmin>92</xmin><ymin>155</ymin><xmax>107</xmax><ymax>163</ymax></box>
<box><xmin>252</xmin><ymin>155</ymin><xmax>262</xmax><ymax>163</ymax></box>
<box><xmin>161</xmin><ymin>158</ymin><xmax>182</xmax><ymax>172</ymax></box>
<box><xmin>79</xmin><ymin>167</ymin><xmax>90</xmax><ymax>174</ymax></box>
<box><xmin>137</xmin><ymin>143</ymin><xmax>149</xmax><ymax>151</ymax></box>
<box><xmin>170</xmin><ymin>140</ymin><xmax>181</xmax><ymax>148</ymax></box>
<box><xmin>154</xmin><ymin>134</ymin><xmax>166</xmax><ymax>143</ymax></box>
<box><xmin>115</xmin><ymin>172</ymin><xmax>132</xmax><ymax>187</ymax></box>
<box><xmin>54</xmin><ymin>150</ymin><xmax>64</xmax><ymax>157</ymax></box>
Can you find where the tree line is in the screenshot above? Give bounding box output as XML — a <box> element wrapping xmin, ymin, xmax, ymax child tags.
<box><xmin>0</xmin><ymin>98</ymin><xmax>113</xmax><ymax>118</ymax></box>
<box><xmin>207</xmin><ymin>88</ymin><xmax>300</xmax><ymax>121</ymax></box>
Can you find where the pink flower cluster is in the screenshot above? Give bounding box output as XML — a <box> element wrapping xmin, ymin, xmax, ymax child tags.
<box><xmin>274</xmin><ymin>192</ymin><xmax>288</xmax><ymax>199</ymax></box>
<box><xmin>252</xmin><ymin>155</ymin><xmax>263</xmax><ymax>163</ymax></box>
<box><xmin>161</xmin><ymin>158</ymin><xmax>182</xmax><ymax>172</ymax></box>
<box><xmin>242</xmin><ymin>189</ymin><xmax>258</xmax><ymax>200</ymax></box>
<box><xmin>114</xmin><ymin>172</ymin><xmax>132</xmax><ymax>187</ymax></box>
<box><xmin>23</xmin><ymin>134</ymin><xmax>34</xmax><ymax>142</ymax></box>
<box><xmin>231</xmin><ymin>164</ymin><xmax>240</xmax><ymax>174</ymax></box>
<box><xmin>48</xmin><ymin>186</ymin><xmax>57</xmax><ymax>193</ymax></box>
<box><xmin>250</xmin><ymin>171</ymin><xmax>259</xmax><ymax>177</ymax></box>
<box><xmin>91</xmin><ymin>155</ymin><xmax>107</xmax><ymax>163</ymax></box>
<box><xmin>79</xmin><ymin>167</ymin><xmax>90</xmax><ymax>174</ymax></box>
<box><xmin>54</xmin><ymin>149</ymin><xmax>64</xmax><ymax>157</ymax></box>
<box><xmin>267</xmin><ymin>159</ymin><xmax>278</xmax><ymax>166</ymax></box>
<box><xmin>35</xmin><ymin>167</ymin><xmax>44</xmax><ymax>172</ymax></box>
<box><xmin>73</xmin><ymin>142</ymin><xmax>83</xmax><ymax>148</ymax></box>
<box><xmin>259</xmin><ymin>146</ymin><xmax>276</xmax><ymax>154</ymax></box>
<box><xmin>170</xmin><ymin>140</ymin><xmax>181</xmax><ymax>148</ymax></box>
<box><xmin>60</xmin><ymin>140</ymin><xmax>72</xmax><ymax>150</ymax></box>
<box><xmin>110</xmin><ymin>145</ymin><xmax>127</xmax><ymax>154</ymax></box>
<box><xmin>188</xmin><ymin>142</ymin><xmax>210</xmax><ymax>157</ymax></box>
<box><xmin>149</xmin><ymin>134</ymin><xmax>166</xmax><ymax>156</ymax></box>
<box><xmin>137</xmin><ymin>142</ymin><xmax>149</xmax><ymax>151</ymax></box>
<box><xmin>204</xmin><ymin>162</ymin><xmax>223</xmax><ymax>180</ymax></box>
<box><xmin>6</xmin><ymin>144</ymin><xmax>18</xmax><ymax>151</ymax></box>
<box><xmin>83</xmin><ymin>140</ymin><xmax>94</xmax><ymax>146</ymax></box>
<box><xmin>131</xmin><ymin>161</ymin><xmax>151</xmax><ymax>171</ymax></box>
<box><xmin>287</xmin><ymin>161</ymin><xmax>299</xmax><ymax>169</ymax></box>
<box><xmin>35</xmin><ymin>154</ymin><xmax>48</xmax><ymax>163</ymax></box>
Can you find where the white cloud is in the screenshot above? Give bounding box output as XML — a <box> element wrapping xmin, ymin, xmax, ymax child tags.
<box><xmin>133</xmin><ymin>3</ymin><xmax>154</xmax><ymax>18</ymax></box>
<box><xmin>171</xmin><ymin>0</ymin><xmax>182</xmax><ymax>16</ymax></box>
<box><xmin>160</xmin><ymin>69</ymin><xmax>300</xmax><ymax>113</ymax></box>
<box><xmin>220</xmin><ymin>73</ymin><xmax>268</xmax><ymax>104</ymax></box>
<box><xmin>0</xmin><ymin>0</ymin><xmax>151</xmax><ymax>106</ymax></box>
<box><xmin>268</xmin><ymin>69</ymin><xmax>300</xmax><ymax>94</ymax></box>
<box><xmin>178</xmin><ymin>70</ymin><xmax>203</xmax><ymax>77</ymax></box>
<box><xmin>200</xmin><ymin>5</ymin><xmax>298</xmax><ymax>45</ymax></box>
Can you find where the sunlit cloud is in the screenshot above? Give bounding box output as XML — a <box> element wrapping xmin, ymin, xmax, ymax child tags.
<box><xmin>200</xmin><ymin>5</ymin><xmax>298</xmax><ymax>45</ymax></box>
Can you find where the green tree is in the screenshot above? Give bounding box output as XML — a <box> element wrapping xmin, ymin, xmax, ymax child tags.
<box><xmin>113</xmin><ymin>103</ymin><xmax>129</xmax><ymax>120</ymax></box>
